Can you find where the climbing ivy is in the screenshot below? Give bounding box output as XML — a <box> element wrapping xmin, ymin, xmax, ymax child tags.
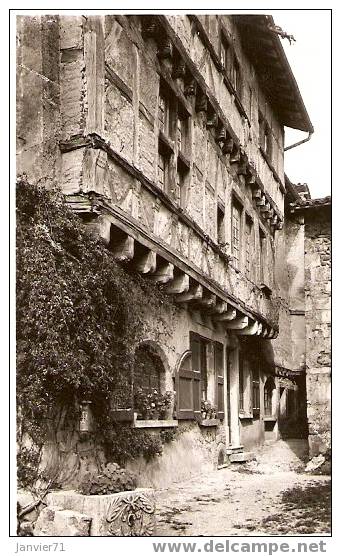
<box><xmin>16</xmin><ymin>178</ymin><xmax>173</xmax><ymax>481</ymax></box>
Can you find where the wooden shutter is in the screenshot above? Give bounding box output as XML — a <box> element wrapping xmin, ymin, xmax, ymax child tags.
<box><xmin>215</xmin><ymin>342</ymin><xmax>224</xmax><ymax>420</ymax></box>
<box><xmin>177</xmin><ymin>353</ymin><xmax>194</xmax><ymax>419</ymax></box>
<box><xmin>191</xmin><ymin>334</ymin><xmax>202</xmax><ymax>421</ymax></box>
<box><xmin>176</xmin><ymin>334</ymin><xmax>201</xmax><ymax>420</ymax></box>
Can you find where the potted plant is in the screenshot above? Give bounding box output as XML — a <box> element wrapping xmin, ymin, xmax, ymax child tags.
<box><xmin>201</xmin><ymin>400</ymin><xmax>212</xmax><ymax>420</ymax></box>
<box><xmin>156</xmin><ymin>391</ymin><xmax>173</xmax><ymax>419</ymax></box>
<box><xmin>133</xmin><ymin>388</ymin><xmax>173</xmax><ymax>420</ymax></box>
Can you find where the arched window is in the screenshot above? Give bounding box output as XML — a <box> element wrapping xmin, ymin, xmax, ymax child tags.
<box><xmin>133</xmin><ymin>344</ymin><xmax>164</xmax><ymax>392</ymax></box>
<box><xmin>175</xmin><ymin>336</ymin><xmax>225</xmax><ymax>421</ymax></box>
<box><xmin>264</xmin><ymin>376</ymin><xmax>276</xmax><ymax>417</ymax></box>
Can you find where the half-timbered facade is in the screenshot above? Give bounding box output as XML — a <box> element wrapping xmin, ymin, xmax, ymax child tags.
<box><xmin>17</xmin><ymin>14</ymin><xmax>315</xmax><ymax>486</ymax></box>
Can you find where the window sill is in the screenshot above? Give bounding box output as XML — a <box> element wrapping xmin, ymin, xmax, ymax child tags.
<box><xmin>159</xmin><ymin>131</ymin><xmax>174</xmax><ymax>155</ymax></box>
<box><xmin>239</xmin><ymin>412</ymin><xmax>253</xmax><ymax>420</ymax></box>
<box><xmin>199</xmin><ymin>418</ymin><xmax>220</xmax><ymax>427</ymax></box>
<box><xmin>111</xmin><ymin>409</ymin><xmax>134</xmax><ymax>422</ymax></box>
<box><xmin>133</xmin><ymin>418</ymin><xmax>178</xmax><ymax>429</ymax></box>
<box><xmin>178</xmin><ymin>151</ymin><xmax>190</xmax><ymax>170</ymax></box>
<box><xmin>264</xmin><ymin>416</ymin><xmax>277</xmax><ymax>422</ymax></box>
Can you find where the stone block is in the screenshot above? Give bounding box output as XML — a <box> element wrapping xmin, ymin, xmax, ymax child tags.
<box><xmin>46</xmin><ymin>488</ymin><xmax>155</xmax><ymax>536</ymax></box>
<box><xmin>229</xmin><ymin>451</ymin><xmax>256</xmax><ymax>463</ymax></box>
<box><xmin>34</xmin><ymin>506</ymin><xmax>92</xmax><ymax>536</ymax></box>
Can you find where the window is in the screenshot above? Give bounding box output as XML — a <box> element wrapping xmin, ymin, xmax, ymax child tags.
<box><xmin>191</xmin><ymin>335</ymin><xmax>208</xmax><ymax>402</ymax></box>
<box><xmin>134</xmin><ymin>344</ymin><xmax>163</xmax><ymax>393</ymax></box>
<box><xmin>231</xmin><ymin>56</ymin><xmax>242</xmax><ymax>98</ymax></box>
<box><xmin>245</xmin><ymin>216</ymin><xmax>253</xmax><ymax>279</ymax></box>
<box><xmin>239</xmin><ymin>353</ymin><xmax>253</xmax><ymax>416</ymax></box>
<box><xmin>177</xmin><ymin>351</ymin><xmax>201</xmax><ymax>420</ymax></box>
<box><xmin>158</xmin><ymin>82</ymin><xmax>190</xmax><ymax>201</ymax></box>
<box><xmin>259</xmin><ymin>112</ymin><xmax>272</xmax><ymax>159</ymax></box>
<box><xmin>175</xmin><ymin>167</ymin><xmax>184</xmax><ymax>202</ymax></box>
<box><xmin>176</xmin><ymin>335</ymin><xmax>224</xmax><ymax>420</ymax></box>
<box><xmin>264</xmin><ymin>377</ymin><xmax>276</xmax><ymax>417</ymax></box>
<box><xmin>176</xmin><ymin>335</ymin><xmax>205</xmax><ymax>420</ymax></box>
<box><xmin>217</xmin><ymin>205</ymin><xmax>225</xmax><ymax>245</ymax></box>
<box><xmin>177</xmin><ymin>117</ymin><xmax>183</xmax><ymax>151</ymax></box>
<box><xmin>249</xmin><ymin>85</ymin><xmax>253</xmax><ymax>119</ymax></box>
<box><xmin>215</xmin><ymin>342</ymin><xmax>224</xmax><ymax>420</ymax></box>
<box><xmin>157</xmin><ymin>152</ymin><xmax>167</xmax><ymax>191</ymax></box>
<box><xmin>252</xmin><ymin>366</ymin><xmax>260</xmax><ymax>416</ymax></box>
<box><xmin>232</xmin><ymin>201</ymin><xmax>242</xmax><ymax>269</ymax></box>
<box><xmin>158</xmin><ymin>92</ymin><xmax>170</xmax><ymax>136</ymax></box>
<box><xmin>220</xmin><ymin>35</ymin><xmax>232</xmax><ymax>72</ymax></box>
<box><xmin>259</xmin><ymin>227</ymin><xmax>266</xmax><ymax>283</ymax></box>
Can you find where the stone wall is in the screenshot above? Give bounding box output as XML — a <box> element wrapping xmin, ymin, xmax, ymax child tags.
<box><xmin>304</xmin><ymin>206</ymin><xmax>331</xmax><ymax>455</ymax></box>
<box><xmin>16</xmin><ymin>15</ymin><xmax>61</xmax><ymax>188</ymax></box>
<box><xmin>272</xmin><ymin>213</ymin><xmax>306</xmax><ymax>371</ymax></box>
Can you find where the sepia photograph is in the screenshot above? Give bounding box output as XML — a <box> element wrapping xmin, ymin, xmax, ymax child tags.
<box><xmin>13</xmin><ymin>7</ymin><xmax>331</xmax><ymax>543</ymax></box>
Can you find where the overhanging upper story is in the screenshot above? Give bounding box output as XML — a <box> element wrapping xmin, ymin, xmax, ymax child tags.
<box><xmin>16</xmin><ymin>14</ymin><xmax>313</xmax><ymax>336</ymax></box>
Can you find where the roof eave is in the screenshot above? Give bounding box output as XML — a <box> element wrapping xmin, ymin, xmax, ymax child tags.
<box><xmin>233</xmin><ymin>15</ymin><xmax>314</xmax><ymax>133</ymax></box>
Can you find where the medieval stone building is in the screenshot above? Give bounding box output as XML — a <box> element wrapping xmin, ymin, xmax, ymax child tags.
<box><xmin>16</xmin><ymin>14</ymin><xmax>329</xmax><ymax>488</ymax></box>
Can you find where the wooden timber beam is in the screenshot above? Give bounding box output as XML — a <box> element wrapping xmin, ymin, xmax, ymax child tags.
<box><xmin>234</xmin><ymin>320</ymin><xmax>259</xmax><ymax>335</ymax></box>
<box><xmin>111</xmin><ymin>233</ymin><xmax>134</xmax><ymax>262</ymax></box>
<box><xmin>165</xmin><ymin>272</ymin><xmax>190</xmax><ymax>294</ymax></box>
<box><xmin>260</xmin><ymin>202</ymin><xmax>271</xmax><ymax>214</ymax></box>
<box><xmin>252</xmin><ymin>188</ymin><xmax>262</xmax><ymax>200</ymax></box>
<box><xmin>133</xmin><ymin>249</ymin><xmax>157</xmax><ymax>274</ymax></box>
<box><xmin>151</xmin><ymin>260</ymin><xmax>174</xmax><ymax>284</ymax></box>
<box><xmin>223</xmin><ymin>316</ymin><xmax>249</xmax><ymax>329</ymax></box>
<box><xmin>263</xmin><ymin>327</ymin><xmax>276</xmax><ymax>339</ymax></box>
<box><xmin>199</xmin><ymin>292</ymin><xmax>217</xmax><ymax>308</ymax></box>
<box><xmin>230</xmin><ymin>147</ymin><xmax>241</xmax><ymax>164</ymax></box>
<box><xmin>261</xmin><ymin>327</ymin><xmax>269</xmax><ymax>338</ymax></box>
<box><xmin>222</xmin><ymin>138</ymin><xmax>234</xmax><ymax>155</ymax></box>
<box><xmin>246</xmin><ymin>172</ymin><xmax>256</xmax><ymax>186</ymax></box>
<box><xmin>256</xmin><ymin>195</ymin><xmax>266</xmax><ymax>207</ymax></box>
<box><xmin>176</xmin><ymin>282</ymin><xmax>203</xmax><ymax>302</ymax></box>
<box><xmin>213</xmin><ymin>307</ymin><xmax>237</xmax><ymax>322</ymax></box>
<box><xmin>209</xmin><ymin>300</ymin><xmax>228</xmax><ymax>314</ymax></box>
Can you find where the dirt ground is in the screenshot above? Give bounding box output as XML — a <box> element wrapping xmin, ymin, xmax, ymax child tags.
<box><xmin>154</xmin><ymin>440</ymin><xmax>331</xmax><ymax>536</ymax></box>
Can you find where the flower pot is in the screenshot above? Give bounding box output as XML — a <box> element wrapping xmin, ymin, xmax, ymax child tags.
<box><xmin>150</xmin><ymin>410</ymin><xmax>160</xmax><ymax>420</ymax></box>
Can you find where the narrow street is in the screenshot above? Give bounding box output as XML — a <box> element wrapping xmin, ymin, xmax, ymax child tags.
<box><xmin>154</xmin><ymin>441</ymin><xmax>331</xmax><ymax>536</ymax></box>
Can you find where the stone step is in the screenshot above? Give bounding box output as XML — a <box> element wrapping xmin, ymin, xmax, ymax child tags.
<box><xmin>226</xmin><ymin>445</ymin><xmax>244</xmax><ymax>455</ymax></box>
<box><xmin>229</xmin><ymin>451</ymin><xmax>256</xmax><ymax>463</ymax></box>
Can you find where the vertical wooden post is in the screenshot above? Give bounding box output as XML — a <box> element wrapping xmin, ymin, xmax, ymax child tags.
<box><xmin>84</xmin><ymin>17</ymin><xmax>105</xmax><ymax>136</ymax></box>
<box><xmin>229</xmin><ymin>342</ymin><xmax>241</xmax><ymax>448</ymax></box>
<box><xmin>223</xmin><ymin>343</ymin><xmax>230</xmax><ymax>447</ymax></box>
